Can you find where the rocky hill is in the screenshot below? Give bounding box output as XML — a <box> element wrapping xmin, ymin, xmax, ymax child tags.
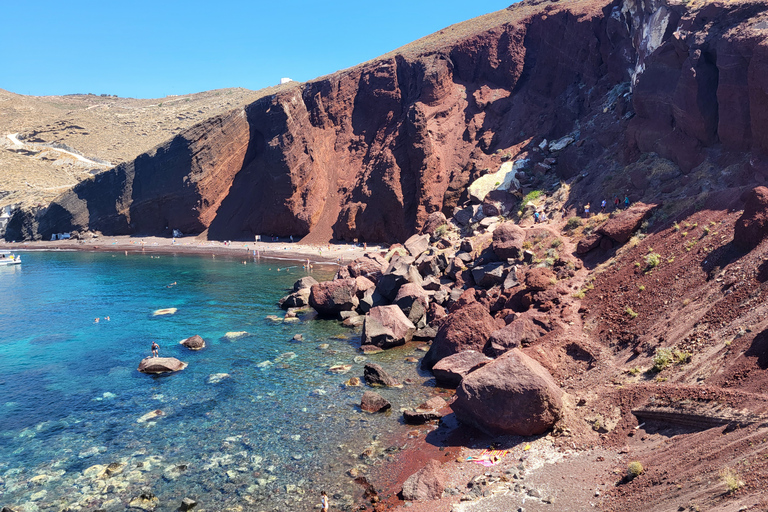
<box><xmin>5</xmin><ymin>0</ymin><xmax>768</xmax><ymax>510</ymax></box>
<box><xmin>0</xmin><ymin>87</ymin><xmax>277</xmax><ymax>214</ymax></box>
<box><xmin>7</xmin><ymin>0</ymin><xmax>768</xmax><ymax>245</ymax></box>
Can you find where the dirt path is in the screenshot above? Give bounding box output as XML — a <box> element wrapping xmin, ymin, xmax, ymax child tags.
<box><xmin>6</xmin><ymin>132</ymin><xmax>112</xmax><ymax>167</ymax></box>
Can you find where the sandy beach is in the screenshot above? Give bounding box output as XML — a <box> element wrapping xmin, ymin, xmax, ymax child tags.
<box><xmin>1</xmin><ymin>235</ymin><xmax>382</xmax><ymax>267</ymax></box>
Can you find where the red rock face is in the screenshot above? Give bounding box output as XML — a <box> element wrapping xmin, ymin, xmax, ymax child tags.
<box><xmin>734</xmin><ymin>186</ymin><xmax>768</xmax><ymax>251</ymax></box>
<box><xmin>21</xmin><ymin>1</ymin><xmax>768</xmax><ymax>243</ymax></box>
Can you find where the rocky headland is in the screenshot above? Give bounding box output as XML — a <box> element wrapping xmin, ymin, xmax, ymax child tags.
<box><xmin>5</xmin><ymin>0</ymin><xmax>768</xmax><ymax>510</ymax></box>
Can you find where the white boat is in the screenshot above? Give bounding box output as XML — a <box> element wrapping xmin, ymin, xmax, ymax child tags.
<box><xmin>0</xmin><ymin>253</ymin><xmax>21</xmax><ymax>266</ymax></box>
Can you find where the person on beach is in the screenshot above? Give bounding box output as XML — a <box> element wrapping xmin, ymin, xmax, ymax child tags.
<box><xmin>151</xmin><ymin>341</ymin><xmax>159</xmax><ymax>357</ymax></box>
<box><xmin>320</xmin><ymin>491</ymin><xmax>329</xmax><ymax>512</ymax></box>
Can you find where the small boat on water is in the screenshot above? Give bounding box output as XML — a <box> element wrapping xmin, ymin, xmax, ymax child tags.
<box><xmin>0</xmin><ymin>253</ymin><xmax>21</xmax><ymax>266</ymax></box>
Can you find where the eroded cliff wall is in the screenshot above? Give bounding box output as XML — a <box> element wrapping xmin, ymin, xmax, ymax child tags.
<box><xmin>9</xmin><ymin>0</ymin><xmax>768</xmax><ymax>243</ymax></box>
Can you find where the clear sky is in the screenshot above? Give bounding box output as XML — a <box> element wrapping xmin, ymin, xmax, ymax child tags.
<box><xmin>1</xmin><ymin>0</ymin><xmax>513</xmax><ymax>99</ymax></box>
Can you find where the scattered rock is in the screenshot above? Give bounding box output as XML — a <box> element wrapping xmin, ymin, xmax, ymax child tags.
<box><xmin>364</xmin><ymin>363</ymin><xmax>401</xmax><ymax>387</ymax></box>
<box><xmin>178</xmin><ymin>497</ymin><xmax>198</xmax><ymax>511</ymax></box>
<box><xmin>179</xmin><ymin>335</ymin><xmax>205</xmax><ymax>351</ymax></box>
<box><xmin>206</xmin><ymin>373</ymin><xmax>230</xmax><ymax>384</ymax></box>
<box><xmin>422</xmin><ymin>301</ymin><xmax>499</xmax><ymax>369</ymax></box>
<box><xmin>405</xmin><ymin>233</ymin><xmax>431</xmax><ymax>258</ymax></box>
<box><xmin>493</xmin><ymin>222</ymin><xmax>526</xmax><ymax>259</ymax></box>
<box><xmin>362</xmin><ymin>305</ymin><xmax>416</xmax><ymax>349</ymax></box>
<box><xmin>421</xmin><ymin>211</ymin><xmax>448</xmax><ymax>236</ymax></box>
<box><xmin>431</xmin><ymin>350</ymin><xmax>492</xmax><ymax>388</ymax></box>
<box><xmin>309</xmin><ymin>278</ymin><xmax>359</xmax><ymax>317</ymax></box>
<box><xmin>360</xmin><ymin>391</ymin><xmax>392</xmax><ymax>413</ymax></box>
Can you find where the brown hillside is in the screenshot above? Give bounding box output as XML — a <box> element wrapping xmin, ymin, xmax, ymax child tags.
<box><xmin>0</xmin><ymin>87</ymin><xmax>280</xmax><ymax>208</ymax></box>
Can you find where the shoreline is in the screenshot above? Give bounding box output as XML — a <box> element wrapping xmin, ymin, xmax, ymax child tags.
<box><xmin>1</xmin><ymin>235</ymin><xmax>382</xmax><ymax>266</ymax></box>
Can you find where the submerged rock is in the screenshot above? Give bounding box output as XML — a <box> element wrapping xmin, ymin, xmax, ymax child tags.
<box><xmin>360</xmin><ymin>391</ymin><xmax>391</xmax><ymax>413</ymax></box>
<box><xmin>207</xmin><ymin>373</ymin><xmax>231</xmax><ymax>384</ymax></box>
<box><xmin>152</xmin><ymin>308</ymin><xmax>177</xmax><ymax>316</ymax></box>
<box><xmin>137</xmin><ymin>357</ymin><xmax>187</xmax><ymax>374</ymax></box>
<box><xmin>364</xmin><ymin>363</ymin><xmax>401</xmax><ymax>387</ymax></box>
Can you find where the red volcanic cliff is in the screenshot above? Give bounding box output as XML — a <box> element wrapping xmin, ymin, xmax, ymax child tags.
<box><xmin>9</xmin><ymin>0</ymin><xmax>768</xmax><ymax>242</ymax></box>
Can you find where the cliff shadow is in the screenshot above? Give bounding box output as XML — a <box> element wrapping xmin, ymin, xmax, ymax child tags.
<box><xmin>127</xmin><ymin>135</ymin><xmax>202</xmax><ymax>236</ymax></box>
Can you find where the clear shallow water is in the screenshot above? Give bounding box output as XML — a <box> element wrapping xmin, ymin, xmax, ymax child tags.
<box><xmin>0</xmin><ymin>251</ymin><xmax>435</xmax><ymax>511</ymax></box>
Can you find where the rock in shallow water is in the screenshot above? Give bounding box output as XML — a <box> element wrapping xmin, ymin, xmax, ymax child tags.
<box><xmin>360</xmin><ymin>391</ymin><xmax>391</xmax><ymax>413</ymax></box>
<box><xmin>137</xmin><ymin>357</ymin><xmax>188</xmax><ymax>374</ymax></box>
<box><xmin>180</xmin><ymin>335</ymin><xmax>206</xmax><ymax>350</ymax></box>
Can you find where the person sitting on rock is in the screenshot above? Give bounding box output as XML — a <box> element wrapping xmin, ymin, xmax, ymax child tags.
<box><xmin>151</xmin><ymin>341</ymin><xmax>159</xmax><ymax>357</ymax></box>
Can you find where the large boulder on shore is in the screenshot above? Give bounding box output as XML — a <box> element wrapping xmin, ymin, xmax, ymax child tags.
<box><xmin>453</xmin><ymin>348</ymin><xmax>564</xmax><ymax>436</ymax></box>
<box><xmin>734</xmin><ymin>186</ymin><xmax>768</xmax><ymax>251</ymax></box>
<box><xmin>401</xmin><ymin>459</ymin><xmax>447</xmax><ymax>501</ymax></box>
<box><xmin>344</xmin><ymin>254</ymin><xmax>387</xmax><ymax>283</ymax></box>
<box><xmin>422</xmin><ymin>301</ymin><xmax>499</xmax><ymax>369</ymax></box>
<box><xmin>362</xmin><ymin>305</ymin><xmax>415</xmax><ymax>349</ymax></box>
<box><xmin>394</xmin><ymin>283</ymin><xmax>429</xmax><ymax>327</ymax></box>
<box><xmin>138</xmin><ymin>357</ymin><xmax>188</xmax><ymax>374</ymax></box>
<box><xmin>431</xmin><ymin>350</ymin><xmax>491</xmax><ymax>388</ymax></box>
<box><xmin>309</xmin><ymin>278</ymin><xmax>358</xmax><ymax>317</ymax></box>
<box><xmin>293</xmin><ymin>276</ymin><xmax>319</xmax><ymax>291</ymax></box>
<box><xmin>492</xmin><ymin>222</ymin><xmax>526</xmax><ymax>260</ymax></box>
<box><xmin>597</xmin><ymin>202</ymin><xmax>658</xmax><ymax>244</ymax></box>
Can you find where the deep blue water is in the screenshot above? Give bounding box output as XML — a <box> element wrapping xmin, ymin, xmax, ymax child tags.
<box><xmin>0</xmin><ymin>251</ymin><xmax>434</xmax><ymax>511</ymax></box>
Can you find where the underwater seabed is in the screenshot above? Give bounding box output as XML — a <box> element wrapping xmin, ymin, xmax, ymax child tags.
<box><xmin>0</xmin><ymin>252</ymin><xmax>437</xmax><ymax>511</ymax></box>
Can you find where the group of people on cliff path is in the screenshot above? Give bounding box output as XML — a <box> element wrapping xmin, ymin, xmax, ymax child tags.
<box><xmin>584</xmin><ymin>195</ymin><xmax>630</xmax><ymax>217</ymax></box>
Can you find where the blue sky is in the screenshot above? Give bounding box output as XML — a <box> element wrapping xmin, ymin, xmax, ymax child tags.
<box><xmin>1</xmin><ymin>1</ymin><xmax>512</xmax><ymax>99</ymax></box>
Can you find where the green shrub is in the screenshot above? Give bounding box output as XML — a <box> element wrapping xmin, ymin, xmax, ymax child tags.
<box><xmin>673</xmin><ymin>349</ymin><xmax>691</xmax><ymax>364</ymax></box>
<box><xmin>565</xmin><ymin>217</ymin><xmax>583</xmax><ymax>231</ymax></box>
<box><xmin>627</xmin><ymin>461</ymin><xmax>644</xmax><ymax>479</ymax></box>
<box><xmin>550</xmin><ymin>238</ymin><xmax>562</xmax><ymax>248</ymax></box>
<box><xmin>434</xmin><ymin>224</ymin><xmax>448</xmax><ymax>238</ymax></box>
<box><xmin>652</xmin><ymin>348</ymin><xmax>673</xmax><ymax>372</ymax></box>
<box><xmin>518</xmin><ymin>190</ymin><xmax>543</xmax><ymax>213</ymax></box>
<box><xmin>625</xmin><ymin>307</ymin><xmax>638</xmax><ymax>319</ymax></box>
<box><xmin>645</xmin><ymin>252</ymin><xmax>661</xmax><ymax>269</ymax></box>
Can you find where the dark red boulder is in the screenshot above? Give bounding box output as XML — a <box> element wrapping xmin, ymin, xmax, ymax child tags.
<box><xmin>422</xmin><ymin>301</ymin><xmax>499</xmax><ymax>369</ymax></box>
<box><xmin>309</xmin><ymin>278</ymin><xmax>359</xmax><ymax>317</ymax></box>
<box><xmin>492</xmin><ymin>222</ymin><xmax>526</xmax><ymax>260</ymax></box>
<box><xmin>452</xmin><ymin>348</ymin><xmax>564</xmax><ymax>436</ymax></box>
<box><xmin>597</xmin><ymin>202</ymin><xmax>658</xmax><ymax>244</ymax></box>
<box><xmin>734</xmin><ymin>186</ymin><xmax>768</xmax><ymax>251</ymax></box>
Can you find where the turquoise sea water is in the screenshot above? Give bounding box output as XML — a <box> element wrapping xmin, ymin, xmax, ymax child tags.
<box><xmin>0</xmin><ymin>251</ymin><xmax>435</xmax><ymax>511</ymax></box>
